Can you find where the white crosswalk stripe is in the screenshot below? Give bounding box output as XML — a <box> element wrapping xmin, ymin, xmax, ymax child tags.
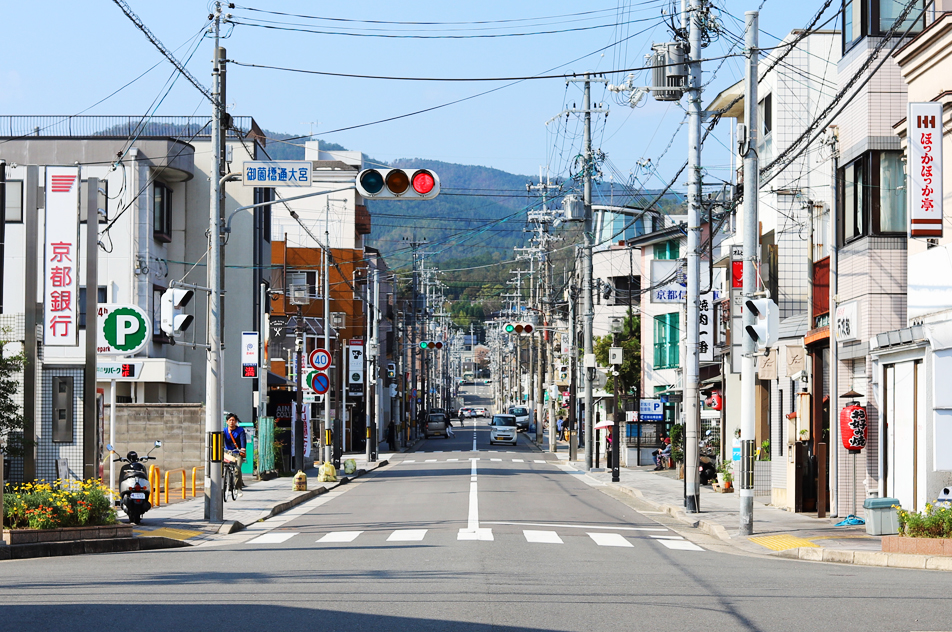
<box><xmin>247</xmin><ymin>532</ymin><xmax>298</xmax><ymax>544</ymax></box>
<box><xmin>534</xmin><ymin>460</ymin><xmax>545</xmax><ymax>463</ymax></box>
<box><xmin>523</xmin><ymin>530</ymin><xmax>563</xmax><ymax>544</ymax></box>
<box><xmin>388</xmin><ymin>529</ymin><xmax>428</xmax><ymax>542</ymax></box>
<box><xmin>657</xmin><ymin>539</ymin><xmax>704</xmax><ymax>551</ymax></box>
<box><xmin>588</xmin><ymin>532</ymin><xmax>633</xmax><ymax>547</ymax></box>
<box><xmin>317</xmin><ymin>531</ymin><xmax>362</xmax><ymax>543</ymax></box>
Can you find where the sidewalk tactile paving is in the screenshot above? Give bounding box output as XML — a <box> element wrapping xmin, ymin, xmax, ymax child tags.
<box><xmin>750</xmin><ymin>534</ymin><xmax>820</xmax><ymax>551</ymax></box>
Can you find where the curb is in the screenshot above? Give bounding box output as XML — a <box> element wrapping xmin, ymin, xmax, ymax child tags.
<box><xmin>775</xmin><ymin>546</ymin><xmax>952</xmax><ymax>571</ymax></box>
<box><xmin>606</xmin><ymin>482</ymin><xmax>732</xmax><ymax>542</ymax></box>
<box><xmin>0</xmin><ymin>535</ymin><xmax>189</xmax><ymax>561</ymax></box>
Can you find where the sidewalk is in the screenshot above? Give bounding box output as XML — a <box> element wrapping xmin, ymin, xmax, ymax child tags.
<box><xmin>531</xmin><ymin>436</ymin><xmax>952</xmax><ymax>571</ymax></box>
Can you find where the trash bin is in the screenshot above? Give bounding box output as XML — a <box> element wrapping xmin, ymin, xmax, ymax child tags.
<box><xmin>863</xmin><ymin>497</ymin><xmax>900</xmax><ymax>536</ymax></box>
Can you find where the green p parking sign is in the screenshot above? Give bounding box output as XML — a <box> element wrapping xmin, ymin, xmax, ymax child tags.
<box><xmin>97</xmin><ymin>304</ymin><xmax>150</xmax><ymax>356</ymax></box>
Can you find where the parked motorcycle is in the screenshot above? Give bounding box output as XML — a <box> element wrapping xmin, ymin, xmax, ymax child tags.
<box><xmin>106</xmin><ymin>441</ymin><xmax>161</xmax><ymax>524</ymax></box>
<box><xmin>698</xmin><ymin>430</ymin><xmax>718</xmax><ymax>485</ymax></box>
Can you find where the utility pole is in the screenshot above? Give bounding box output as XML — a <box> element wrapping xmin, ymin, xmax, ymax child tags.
<box><xmin>323</xmin><ymin>200</ymin><xmax>332</xmax><ymax>465</ymax></box>
<box><xmin>683</xmin><ymin>0</ymin><xmax>705</xmax><ymax>514</ymax></box>
<box><xmin>568</xmin><ymin>280</ymin><xmax>578</xmax><ymax>462</ymax></box>
<box><xmin>582</xmin><ymin>75</ymin><xmax>595</xmax><ymax>471</ymax></box>
<box><xmin>204</xmin><ymin>3</ymin><xmax>224</xmax><ymax>522</ymax></box>
<box><xmin>739</xmin><ymin>10</ymin><xmax>760</xmax><ymax>534</ymax></box>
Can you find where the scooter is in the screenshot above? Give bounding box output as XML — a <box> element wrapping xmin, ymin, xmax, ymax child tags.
<box><xmin>106</xmin><ymin>441</ymin><xmax>161</xmax><ymax>524</ymax></box>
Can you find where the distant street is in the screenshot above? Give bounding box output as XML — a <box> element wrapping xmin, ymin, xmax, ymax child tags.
<box><xmin>2</xmin><ymin>385</ymin><xmax>952</xmax><ymax>631</ymax></box>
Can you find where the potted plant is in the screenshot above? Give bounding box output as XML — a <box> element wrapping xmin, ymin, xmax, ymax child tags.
<box><xmin>716</xmin><ymin>459</ymin><xmax>733</xmax><ymax>487</ymax></box>
<box><xmin>799</xmin><ymin>428</ymin><xmax>809</xmax><ymax>441</ymax></box>
<box><xmin>669</xmin><ymin>424</ymin><xmax>685</xmax><ymax>479</ymax></box>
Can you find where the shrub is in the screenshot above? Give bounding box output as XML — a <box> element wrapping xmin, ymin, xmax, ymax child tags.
<box><xmin>895</xmin><ymin>503</ymin><xmax>952</xmax><ymax>539</ymax></box>
<box><xmin>3</xmin><ymin>479</ymin><xmax>116</xmax><ymax>529</ymax></box>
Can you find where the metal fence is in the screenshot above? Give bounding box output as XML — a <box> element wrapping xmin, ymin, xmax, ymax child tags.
<box><xmin>754</xmin><ymin>459</ymin><xmax>771</xmax><ymax>497</ymax></box>
<box><xmin>257</xmin><ymin>416</ymin><xmax>275</xmax><ymax>474</ymax></box>
<box><xmin>0</xmin><ymin>115</ymin><xmax>254</xmax><ymax>140</ymax></box>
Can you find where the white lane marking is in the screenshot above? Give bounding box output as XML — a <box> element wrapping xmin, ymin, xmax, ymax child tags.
<box><xmin>650</xmin><ymin>535</ymin><xmax>685</xmax><ymax>540</ymax></box>
<box><xmin>425</xmin><ymin>459</ymin><xmax>437</xmax><ymax>463</ymax></box>
<box><xmin>246</xmin><ymin>532</ymin><xmax>298</xmax><ymax>544</ymax></box>
<box><xmin>524</xmin><ymin>530</ymin><xmax>563</xmax><ymax>544</ymax></box>
<box><xmin>448</xmin><ymin>458</ymin><xmax>459</xmax><ymax>462</ymax></box>
<box><xmin>513</xmin><ymin>459</ymin><xmax>524</xmax><ymax>463</ymax></box>
<box><xmin>588</xmin><ymin>533</ymin><xmax>633</xmax><ymax>547</ymax></box>
<box><xmin>403</xmin><ymin>460</ymin><xmax>416</xmax><ymax>463</ymax></box>
<box><xmin>458</xmin><ymin>458</ymin><xmax>493</xmax><ymax>541</ymax></box>
<box><xmin>658</xmin><ymin>539</ymin><xmax>704</xmax><ymax>551</ymax></box>
<box><xmin>318</xmin><ymin>531</ymin><xmax>363</xmax><ymax>543</ymax></box>
<box><xmin>483</xmin><ymin>521</ymin><xmax>668</xmax><ymax>532</ymax></box>
<box><xmin>491</xmin><ymin>458</ymin><xmax>502</xmax><ymax>462</ymax></box>
<box><xmin>534</xmin><ymin>460</ymin><xmax>546</xmax><ymax>463</ymax></box>
<box><xmin>388</xmin><ymin>529</ymin><xmax>428</xmax><ymax>542</ymax></box>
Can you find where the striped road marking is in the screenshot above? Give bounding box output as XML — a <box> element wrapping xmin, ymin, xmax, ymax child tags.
<box><xmin>657</xmin><ymin>539</ymin><xmax>705</xmax><ymax>551</ymax></box>
<box><xmin>247</xmin><ymin>532</ymin><xmax>298</xmax><ymax>545</ymax></box>
<box><xmin>588</xmin><ymin>532</ymin><xmax>633</xmax><ymax>547</ymax></box>
<box><xmin>318</xmin><ymin>531</ymin><xmax>363</xmax><ymax>543</ymax></box>
<box><xmin>524</xmin><ymin>530</ymin><xmax>563</xmax><ymax>544</ymax></box>
<box><xmin>388</xmin><ymin>529</ymin><xmax>428</xmax><ymax>542</ymax></box>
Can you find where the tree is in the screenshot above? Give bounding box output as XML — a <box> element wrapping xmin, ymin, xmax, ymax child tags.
<box><xmin>0</xmin><ymin>334</ymin><xmax>27</xmax><ymax>458</ymax></box>
<box><xmin>593</xmin><ymin>310</ymin><xmax>641</xmax><ymax>396</ymax></box>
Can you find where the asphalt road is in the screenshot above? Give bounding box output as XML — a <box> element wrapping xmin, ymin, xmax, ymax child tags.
<box><xmin>2</xmin><ymin>385</ymin><xmax>951</xmax><ymax>631</ymax></box>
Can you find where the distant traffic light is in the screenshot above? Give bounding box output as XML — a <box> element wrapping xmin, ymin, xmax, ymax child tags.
<box><xmin>745</xmin><ymin>297</ymin><xmax>778</xmax><ymax>351</ymax></box>
<box><xmin>160</xmin><ymin>288</ymin><xmax>194</xmax><ymax>339</ymax></box>
<box><xmin>504</xmin><ymin>323</ymin><xmax>534</xmax><ymax>335</ymax></box>
<box><xmin>356</xmin><ymin>168</ymin><xmax>440</xmax><ymax>200</ymax></box>
<box><xmin>386</xmin><ymin>362</ymin><xmax>396</xmax><ymax>380</ymax></box>
<box><xmin>420</xmin><ymin>340</ymin><xmax>444</xmax><ymax>350</ymax></box>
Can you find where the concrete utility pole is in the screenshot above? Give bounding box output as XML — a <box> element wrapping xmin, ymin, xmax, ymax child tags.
<box><xmin>323</xmin><ymin>201</ymin><xmax>332</xmax><ymax>465</ymax></box>
<box><xmin>205</xmin><ymin>3</ymin><xmax>224</xmax><ymax>522</ymax></box>
<box><xmin>568</xmin><ymin>279</ymin><xmax>578</xmax><ymax>462</ymax></box>
<box><xmin>683</xmin><ymin>0</ymin><xmax>704</xmax><ymax>514</ymax></box>
<box><xmin>582</xmin><ymin>75</ymin><xmax>595</xmax><ymax>471</ymax></box>
<box><xmin>739</xmin><ymin>10</ymin><xmax>760</xmax><ymax>534</ymax></box>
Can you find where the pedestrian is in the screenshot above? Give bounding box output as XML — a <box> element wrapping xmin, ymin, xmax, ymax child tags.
<box><xmin>652</xmin><ymin>437</ymin><xmax>671</xmax><ymax>470</ymax></box>
<box><xmin>606</xmin><ymin>427</ymin><xmax>613</xmax><ymax>469</ymax></box>
<box><xmin>557</xmin><ymin>415</ymin><xmax>565</xmax><ymax>441</ymax></box>
<box><xmin>386</xmin><ymin>420</ymin><xmax>396</xmax><ymax>451</ymax></box>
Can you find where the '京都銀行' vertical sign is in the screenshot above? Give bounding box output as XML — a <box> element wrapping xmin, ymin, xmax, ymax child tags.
<box><xmin>44</xmin><ymin>167</ymin><xmax>81</xmax><ymax>347</ymax></box>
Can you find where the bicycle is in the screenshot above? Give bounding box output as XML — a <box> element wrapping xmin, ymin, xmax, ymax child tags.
<box><xmin>223</xmin><ymin>450</ymin><xmax>240</xmax><ymax>502</ymax></box>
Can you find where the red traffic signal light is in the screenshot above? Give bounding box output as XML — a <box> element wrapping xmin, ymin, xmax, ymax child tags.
<box><xmin>356</xmin><ymin>168</ymin><xmax>440</xmax><ymax>200</ymax></box>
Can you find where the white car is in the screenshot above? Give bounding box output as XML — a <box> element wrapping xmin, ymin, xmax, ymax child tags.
<box><xmin>489</xmin><ymin>415</ymin><xmax>518</xmax><ymax>446</ymax></box>
<box><xmin>508</xmin><ymin>407</ymin><xmax>530</xmax><ymax>430</ymax></box>
<box><xmin>474</xmin><ymin>407</ymin><xmax>488</xmax><ymax>418</ymax></box>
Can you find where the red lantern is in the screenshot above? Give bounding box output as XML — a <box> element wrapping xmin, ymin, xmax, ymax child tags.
<box><xmin>839</xmin><ymin>404</ymin><xmax>868</xmax><ymax>451</ymax></box>
<box><xmin>708</xmin><ymin>390</ymin><xmax>723</xmax><ymax>411</ymax></box>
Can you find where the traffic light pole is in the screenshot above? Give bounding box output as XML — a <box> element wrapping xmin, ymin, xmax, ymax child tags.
<box><xmin>582</xmin><ymin>74</ymin><xmax>595</xmax><ymax>471</ymax></box>
<box><xmin>739</xmin><ymin>11</ymin><xmax>760</xmax><ymax>535</ymax></box>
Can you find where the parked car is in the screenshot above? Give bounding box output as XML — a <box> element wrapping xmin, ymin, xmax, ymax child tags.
<box><xmin>508</xmin><ymin>406</ymin><xmax>530</xmax><ymax>430</ymax></box>
<box><xmin>489</xmin><ymin>415</ymin><xmax>518</xmax><ymax>446</ymax></box>
<box><xmin>425</xmin><ymin>413</ymin><xmax>449</xmax><ymax>439</ymax></box>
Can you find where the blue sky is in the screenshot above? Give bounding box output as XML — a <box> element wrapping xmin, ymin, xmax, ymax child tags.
<box><xmin>2</xmin><ymin>1</ymin><xmax>832</xmax><ymax>188</ymax></box>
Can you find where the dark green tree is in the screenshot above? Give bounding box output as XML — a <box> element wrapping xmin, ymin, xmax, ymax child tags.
<box><xmin>593</xmin><ymin>310</ymin><xmax>641</xmax><ymax>396</ymax></box>
<box><xmin>0</xmin><ymin>334</ymin><xmax>27</xmax><ymax>458</ymax></box>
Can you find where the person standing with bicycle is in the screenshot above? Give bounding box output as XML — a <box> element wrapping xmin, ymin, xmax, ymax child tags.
<box><xmin>224</xmin><ymin>413</ymin><xmax>247</xmax><ymax>494</ymax></box>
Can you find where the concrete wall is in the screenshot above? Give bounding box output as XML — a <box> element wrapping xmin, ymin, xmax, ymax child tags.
<box><xmin>111</xmin><ymin>403</ymin><xmax>204</xmax><ymax>486</ymax></box>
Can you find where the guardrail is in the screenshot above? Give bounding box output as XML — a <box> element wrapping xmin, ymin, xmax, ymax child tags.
<box><xmin>191</xmin><ymin>466</ymin><xmax>205</xmax><ymax>499</ymax></box>
<box><xmin>164</xmin><ymin>468</ymin><xmax>187</xmax><ymax>504</ymax></box>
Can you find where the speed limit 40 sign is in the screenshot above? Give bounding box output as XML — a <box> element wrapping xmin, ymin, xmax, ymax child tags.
<box><xmin>309</xmin><ymin>348</ymin><xmax>331</xmax><ymax>371</ymax></box>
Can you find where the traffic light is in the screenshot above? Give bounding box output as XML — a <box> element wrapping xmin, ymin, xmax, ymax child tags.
<box><xmin>504</xmin><ymin>323</ymin><xmax>534</xmax><ymax>335</ymax></box>
<box><xmin>355</xmin><ymin>168</ymin><xmax>440</xmax><ymax>200</ymax></box>
<box><xmin>744</xmin><ymin>297</ymin><xmax>779</xmax><ymax>351</ymax></box>
<box><xmin>160</xmin><ymin>288</ymin><xmax>194</xmax><ymax>338</ymax></box>
<box><xmin>556</xmin><ymin>365</ymin><xmax>569</xmax><ymax>386</ymax></box>
<box><xmin>387</xmin><ymin>362</ymin><xmax>396</xmax><ymax>380</ymax></box>
<box><xmin>420</xmin><ymin>340</ymin><xmax>444</xmax><ymax>350</ymax></box>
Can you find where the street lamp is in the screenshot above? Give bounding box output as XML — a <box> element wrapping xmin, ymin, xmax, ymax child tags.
<box><xmin>289</xmin><ymin>284</ymin><xmax>311</xmax><ymax>474</ymax></box>
<box><xmin>610</xmin><ymin>317</ymin><xmax>623</xmax><ymax>483</ymax></box>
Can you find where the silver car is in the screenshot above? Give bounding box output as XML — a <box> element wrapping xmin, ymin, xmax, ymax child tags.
<box><xmin>489</xmin><ymin>415</ymin><xmax>518</xmax><ymax>446</ymax></box>
<box><xmin>508</xmin><ymin>406</ymin><xmax>530</xmax><ymax>430</ymax></box>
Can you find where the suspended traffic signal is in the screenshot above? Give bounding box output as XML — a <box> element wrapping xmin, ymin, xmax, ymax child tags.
<box><xmin>420</xmin><ymin>340</ymin><xmax>444</xmax><ymax>350</ymax></box>
<box><xmin>504</xmin><ymin>323</ymin><xmax>534</xmax><ymax>335</ymax></box>
<box><xmin>356</xmin><ymin>168</ymin><xmax>440</xmax><ymax>200</ymax></box>
<box><xmin>160</xmin><ymin>288</ymin><xmax>194</xmax><ymax>339</ymax></box>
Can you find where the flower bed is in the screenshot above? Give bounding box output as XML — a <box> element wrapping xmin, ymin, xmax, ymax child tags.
<box><xmin>3</xmin><ymin>479</ymin><xmax>117</xmax><ymax>531</ymax></box>
<box><xmin>896</xmin><ymin>503</ymin><xmax>952</xmax><ymax>539</ymax></box>
<box><xmin>882</xmin><ymin>535</ymin><xmax>952</xmax><ymax>556</ymax></box>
